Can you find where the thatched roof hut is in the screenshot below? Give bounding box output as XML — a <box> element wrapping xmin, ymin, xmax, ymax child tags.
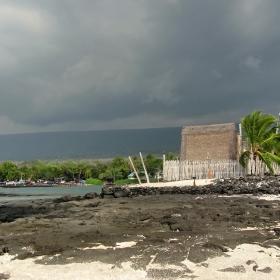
<box><xmin>180</xmin><ymin>123</ymin><xmax>237</xmax><ymax>161</ymax></box>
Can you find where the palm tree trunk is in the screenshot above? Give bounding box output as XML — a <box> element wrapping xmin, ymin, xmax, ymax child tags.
<box><xmin>254</xmin><ymin>161</ymin><xmax>256</xmax><ymax>175</ymax></box>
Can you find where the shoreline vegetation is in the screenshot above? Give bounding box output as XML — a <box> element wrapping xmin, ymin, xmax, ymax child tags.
<box><xmin>0</xmin><ymin>153</ymin><xmax>168</xmax><ymax>187</ymax></box>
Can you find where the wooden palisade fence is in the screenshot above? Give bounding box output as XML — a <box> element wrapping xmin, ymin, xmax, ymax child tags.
<box><xmin>163</xmin><ymin>159</ymin><xmax>280</xmax><ymax>181</ymax></box>
<box><xmin>245</xmin><ymin>158</ymin><xmax>280</xmax><ymax>177</ymax></box>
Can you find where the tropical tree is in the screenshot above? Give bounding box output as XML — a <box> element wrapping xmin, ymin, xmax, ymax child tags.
<box><xmin>19</xmin><ymin>165</ymin><xmax>30</xmax><ymax>180</ymax></box>
<box><xmin>131</xmin><ymin>156</ymin><xmax>142</xmax><ymax>172</ymax></box>
<box><xmin>92</xmin><ymin>160</ymin><xmax>108</xmax><ymax>178</ymax></box>
<box><xmin>144</xmin><ymin>154</ymin><xmax>163</xmax><ymax>174</ymax></box>
<box><xmin>105</xmin><ymin>157</ymin><xmax>130</xmax><ymax>181</ymax></box>
<box><xmin>53</xmin><ymin>161</ymin><xmax>64</xmax><ymax>178</ymax></box>
<box><xmin>84</xmin><ymin>167</ymin><xmax>92</xmax><ymax>179</ymax></box>
<box><xmin>44</xmin><ymin>164</ymin><xmax>57</xmax><ymax>179</ymax></box>
<box><xmin>62</xmin><ymin>161</ymin><xmax>78</xmax><ymax>181</ymax></box>
<box><xmin>76</xmin><ymin>161</ymin><xmax>87</xmax><ymax>180</ymax></box>
<box><xmin>0</xmin><ymin>161</ymin><xmax>19</xmax><ymax>181</ymax></box>
<box><xmin>166</xmin><ymin>152</ymin><xmax>177</xmax><ymax>160</ymax></box>
<box><xmin>239</xmin><ymin>110</ymin><xmax>280</xmax><ymax>174</ymax></box>
<box><xmin>29</xmin><ymin>161</ymin><xmax>45</xmax><ymax>180</ymax></box>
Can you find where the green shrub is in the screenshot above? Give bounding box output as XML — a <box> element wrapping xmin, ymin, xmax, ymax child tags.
<box><xmin>85</xmin><ymin>178</ymin><xmax>104</xmax><ymax>185</ymax></box>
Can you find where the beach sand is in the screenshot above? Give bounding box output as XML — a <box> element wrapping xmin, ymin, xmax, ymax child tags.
<box><xmin>1</xmin><ymin>242</ymin><xmax>280</xmax><ymax>279</ymax></box>
<box><xmin>141</xmin><ymin>178</ymin><xmax>214</xmax><ymax>187</ymax></box>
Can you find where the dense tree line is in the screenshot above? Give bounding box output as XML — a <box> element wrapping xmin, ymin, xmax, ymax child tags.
<box><xmin>0</xmin><ymin>153</ymin><xmax>175</xmax><ymax>182</ymax></box>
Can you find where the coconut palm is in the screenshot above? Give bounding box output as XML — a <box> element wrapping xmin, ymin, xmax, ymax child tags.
<box><xmin>84</xmin><ymin>167</ymin><xmax>92</xmax><ymax>179</ymax></box>
<box><xmin>239</xmin><ymin>110</ymin><xmax>280</xmax><ymax>174</ymax></box>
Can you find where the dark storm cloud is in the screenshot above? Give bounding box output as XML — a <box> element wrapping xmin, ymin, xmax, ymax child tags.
<box><xmin>0</xmin><ymin>0</ymin><xmax>279</xmax><ymax>134</ymax></box>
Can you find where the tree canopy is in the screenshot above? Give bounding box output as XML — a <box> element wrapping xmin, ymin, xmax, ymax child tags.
<box><xmin>0</xmin><ymin>153</ymin><xmax>165</xmax><ymax>182</ymax></box>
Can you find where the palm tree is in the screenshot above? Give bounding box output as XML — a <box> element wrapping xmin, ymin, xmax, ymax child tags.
<box><xmin>85</xmin><ymin>167</ymin><xmax>92</xmax><ymax>179</ymax></box>
<box><xmin>239</xmin><ymin>110</ymin><xmax>280</xmax><ymax>174</ymax></box>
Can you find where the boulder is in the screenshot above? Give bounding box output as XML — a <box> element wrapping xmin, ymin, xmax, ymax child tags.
<box><xmin>84</xmin><ymin>192</ymin><xmax>99</xmax><ymax>199</ymax></box>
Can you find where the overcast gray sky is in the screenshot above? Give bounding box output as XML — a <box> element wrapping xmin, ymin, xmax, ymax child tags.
<box><xmin>1</xmin><ymin>0</ymin><xmax>279</xmax><ymax>134</ymax></box>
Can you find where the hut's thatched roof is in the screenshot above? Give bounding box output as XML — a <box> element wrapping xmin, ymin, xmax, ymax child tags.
<box><xmin>181</xmin><ymin>123</ymin><xmax>236</xmax><ymax>135</ymax></box>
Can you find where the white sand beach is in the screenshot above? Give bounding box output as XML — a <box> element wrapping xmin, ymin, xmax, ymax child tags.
<box><xmin>141</xmin><ymin>178</ymin><xmax>214</xmax><ymax>187</ymax></box>
<box><xmin>1</xmin><ymin>242</ymin><xmax>280</xmax><ymax>279</ymax></box>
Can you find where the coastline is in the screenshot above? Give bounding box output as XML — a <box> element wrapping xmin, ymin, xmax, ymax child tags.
<box><xmin>1</xmin><ymin>179</ymin><xmax>280</xmax><ymax>279</ymax></box>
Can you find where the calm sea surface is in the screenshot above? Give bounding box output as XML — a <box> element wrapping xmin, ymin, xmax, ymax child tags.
<box><xmin>0</xmin><ymin>185</ymin><xmax>103</xmax><ymax>204</ymax></box>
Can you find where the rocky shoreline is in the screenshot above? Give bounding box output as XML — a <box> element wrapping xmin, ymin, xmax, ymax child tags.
<box><xmin>102</xmin><ymin>175</ymin><xmax>280</xmax><ymax>198</ymax></box>
<box><xmin>1</xmin><ymin>176</ymin><xmax>280</xmax><ymax>279</ymax></box>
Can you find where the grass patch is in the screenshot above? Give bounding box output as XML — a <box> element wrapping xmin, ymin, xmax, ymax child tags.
<box><xmin>85</xmin><ymin>178</ymin><xmax>104</xmax><ymax>185</ymax></box>
<box><xmin>114</xmin><ymin>179</ymin><xmax>143</xmax><ymax>185</ymax></box>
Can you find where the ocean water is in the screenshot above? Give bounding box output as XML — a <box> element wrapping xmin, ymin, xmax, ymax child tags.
<box><xmin>0</xmin><ymin>185</ymin><xmax>103</xmax><ymax>204</ymax></box>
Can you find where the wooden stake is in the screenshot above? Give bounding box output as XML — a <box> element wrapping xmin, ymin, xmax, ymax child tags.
<box><xmin>128</xmin><ymin>156</ymin><xmax>141</xmax><ymax>184</ymax></box>
<box><xmin>139</xmin><ymin>152</ymin><xmax>150</xmax><ymax>183</ymax></box>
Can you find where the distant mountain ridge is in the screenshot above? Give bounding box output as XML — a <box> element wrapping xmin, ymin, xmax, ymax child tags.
<box><xmin>0</xmin><ymin>127</ymin><xmax>182</xmax><ymax>161</ymax></box>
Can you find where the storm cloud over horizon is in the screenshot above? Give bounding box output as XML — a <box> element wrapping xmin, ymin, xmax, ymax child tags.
<box><xmin>1</xmin><ymin>0</ymin><xmax>279</xmax><ymax>135</ymax></box>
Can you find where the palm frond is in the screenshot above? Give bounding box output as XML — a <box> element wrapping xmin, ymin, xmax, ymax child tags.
<box><xmin>258</xmin><ymin>152</ymin><xmax>274</xmax><ymax>174</ymax></box>
<box><xmin>239</xmin><ymin>150</ymin><xmax>251</xmax><ymax>168</ymax></box>
<box><xmin>258</xmin><ymin>114</ymin><xmax>278</xmax><ymax>138</ymax></box>
<box><xmin>262</xmin><ymin>134</ymin><xmax>279</xmax><ymax>152</ymax></box>
<box><xmin>240</xmin><ymin>110</ymin><xmax>279</xmax><ymax>175</ymax></box>
<box><xmin>268</xmin><ymin>153</ymin><xmax>280</xmax><ymax>166</ymax></box>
